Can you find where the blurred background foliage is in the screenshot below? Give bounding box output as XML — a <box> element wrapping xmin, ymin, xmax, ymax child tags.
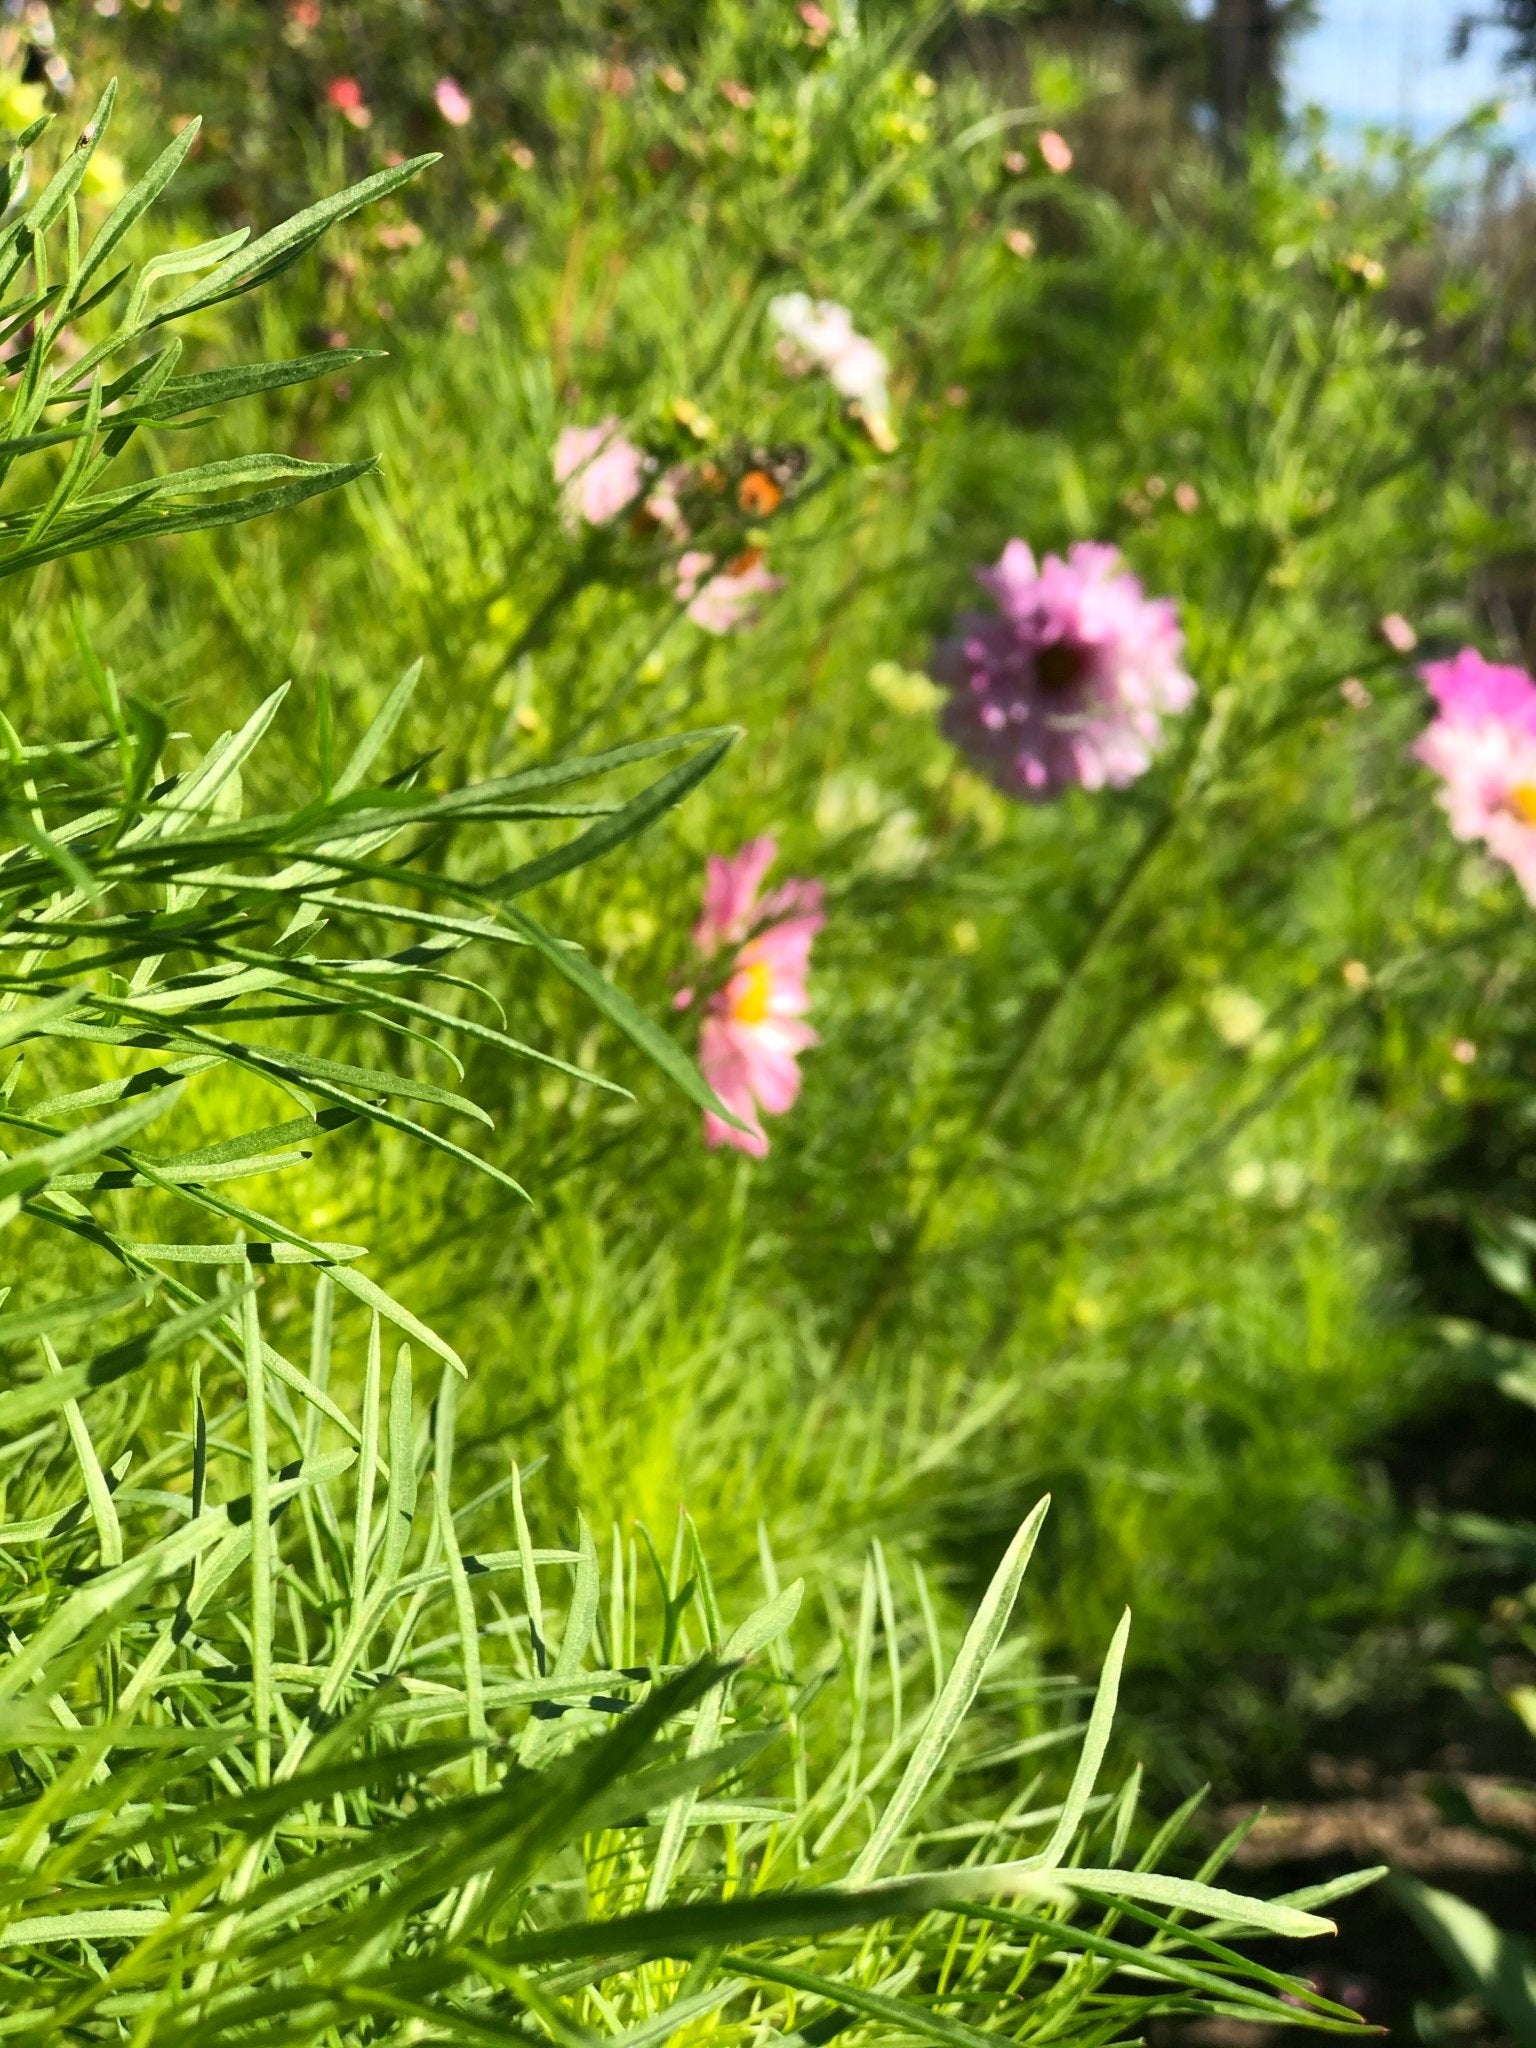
<box><xmin>15</xmin><ymin>0</ymin><xmax>1536</xmax><ymax>2019</ymax></box>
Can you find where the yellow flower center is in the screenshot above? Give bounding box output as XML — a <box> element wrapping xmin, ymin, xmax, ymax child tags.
<box><xmin>1510</xmin><ymin>784</ymin><xmax>1536</xmax><ymax>826</ymax></box>
<box><xmin>730</xmin><ymin>959</ymin><xmax>773</xmax><ymax>1024</ymax></box>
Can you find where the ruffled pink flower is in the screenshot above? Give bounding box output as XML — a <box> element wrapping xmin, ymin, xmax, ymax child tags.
<box><xmin>675</xmin><ymin>549</ymin><xmax>783</xmax><ymax>635</ymax></box>
<box><xmin>1421</xmin><ymin>645</ymin><xmax>1536</xmax><ymax>732</ymax></box>
<box><xmin>554</xmin><ymin>420</ymin><xmax>647</xmax><ymax>527</ymax></box>
<box><xmin>691</xmin><ymin>839</ymin><xmax>823</xmax><ymax>1156</ymax></box>
<box><xmin>932</xmin><ymin>539</ymin><xmax>1195</xmax><ymax>799</ymax></box>
<box><xmin>434</xmin><ymin>76</ymin><xmax>473</xmax><ymax>126</ymax></box>
<box><xmin>1414</xmin><ymin>647</ymin><xmax>1536</xmax><ymax>901</ymax></box>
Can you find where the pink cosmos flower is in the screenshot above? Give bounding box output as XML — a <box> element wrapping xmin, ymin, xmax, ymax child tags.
<box><xmin>434</xmin><ymin>76</ymin><xmax>473</xmax><ymax>126</ymax></box>
<box><xmin>1414</xmin><ymin>647</ymin><xmax>1536</xmax><ymax>901</ymax></box>
<box><xmin>325</xmin><ymin>76</ymin><xmax>371</xmax><ymax>129</ymax></box>
<box><xmin>691</xmin><ymin>838</ymin><xmax>824</xmax><ymax>1156</ymax></box>
<box><xmin>675</xmin><ymin>549</ymin><xmax>783</xmax><ymax>635</ymax></box>
<box><xmin>1038</xmin><ymin>129</ymin><xmax>1074</xmax><ymax>174</ymax></box>
<box><xmin>932</xmin><ymin>539</ymin><xmax>1196</xmax><ymax>799</ymax></box>
<box><xmin>554</xmin><ymin>420</ymin><xmax>647</xmax><ymax>527</ymax></box>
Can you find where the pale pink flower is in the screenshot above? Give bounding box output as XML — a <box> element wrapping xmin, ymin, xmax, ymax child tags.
<box><xmin>1174</xmin><ymin>481</ymin><xmax>1200</xmax><ymax>514</ymax></box>
<box><xmin>554</xmin><ymin>420</ymin><xmax>647</xmax><ymax>527</ymax></box>
<box><xmin>1339</xmin><ymin>676</ymin><xmax>1372</xmax><ymax>710</ymax></box>
<box><xmin>1005</xmin><ymin>228</ymin><xmax>1036</xmax><ymax>259</ymax></box>
<box><xmin>1414</xmin><ymin>647</ymin><xmax>1536</xmax><ymax>901</ymax></box>
<box><xmin>434</xmin><ymin>76</ymin><xmax>473</xmax><ymax>126</ymax></box>
<box><xmin>1379</xmin><ymin>612</ymin><xmax>1418</xmax><ymax>653</ymax></box>
<box><xmin>692</xmin><ymin>839</ymin><xmax>824</xmax><ymax>1156</ymax></box>
<box><xmin>1038</xmin><ymin>129</ymin><xmax>1074</xmax><ymax>173</ymax></box>
<box><xmin>694</xmin><ymin>835</ymin><xmax>822</xmax><ymax>957</ymax></box>
<box><xmin>768</xmin><ymin>291</ymin><xmax>892</xmax><ymax>444</ymax></box>
<box><xmin>641</xmin><ymin>464</ymin><xmax>690</xmax><ymax>538</ymax></box>
<box><xmin>1452</xmin><ymin>1038</ymin><xmax>1478</xmax><ymax>1065</ymax></box>
<box><xmin>675</xmin><ymin>549</ymin><xmax>783</xmax><ymax>635</ymax></box>
<box><xmin>932</xmin><ymin>539</ymin><xmax>1195</xmax><ymax>799</ymax></box>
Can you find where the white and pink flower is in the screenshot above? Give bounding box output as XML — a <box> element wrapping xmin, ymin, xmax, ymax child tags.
<box><xmin>688</xmin><ymin>838</ymin><xmax>823</xmax><ymax>1157</ymax></box>
<box><xmin>932</xmin><ymin>539</ymin><xmax>1195</xmax><ymax>799</ymax></box>
<box><xmin>768</xmin><ymin>291</ymin><xmax>894</xmax><ymax>449</ymax></box>
<box><xmin>434</xmin><ymin>76</ymin><xmax>473</xmax><ymax>126</ymax></box>
<box><xmin>1414</xmin><ymin>647</ymin><xmax>1536</xmax><ymax>901</ymax></box>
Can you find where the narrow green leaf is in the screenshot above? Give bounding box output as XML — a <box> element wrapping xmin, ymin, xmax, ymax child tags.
<box><xmin>850</xmin><ymin>1496</ymin><xmax>1049</xmax><ymax>1882</ymax></box>
<box><xmin>504</xmin><ymin>907</ymin><xmax>738</xmax><ymax>1126</ymax></box>
<box><xmin>1033</xmin><ymin>1606</ymin><xmax>1131</xmax><ymax>1871</ymax></box>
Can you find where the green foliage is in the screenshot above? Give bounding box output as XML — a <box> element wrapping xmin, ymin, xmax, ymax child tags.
<box><xmin>0</xmin><ymin>61</ymin><xmax>1370</xmax><ymax>2043</ymax></box>
<box><xmin>14</xmin><ymin>0</ymin><xmax>1527</xmax><ymax>1794</ymax></box>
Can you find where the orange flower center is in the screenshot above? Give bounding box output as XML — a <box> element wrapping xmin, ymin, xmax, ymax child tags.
<box><xmin>1510</xmin><ymin>783</ymin><xmax>1536</xmax><ymax>826</ymax></box>
<box><xmin>729</xmin><ymin>959</ymin><xmax>773</xmax><ymax>1024</ymax></box>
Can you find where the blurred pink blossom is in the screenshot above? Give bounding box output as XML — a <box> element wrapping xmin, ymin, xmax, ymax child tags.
<box><xmin>932</xmin><ymin>539</ymin><xmax>1195</xmax><ymax>799</ymax></box>
<box><xmin>554</xmin><ymin>420</ymin><xmax>647</xmax><ymax>526</ymax></box>
<box><xmin>1415</xmin><ymin>647</ymin><xmax>1536</xmax><ymax>900</ymax></box>
<box><xmin>1422</xmin><ymin>645</ymin><xmax>1536</xmax><ymax>731</ymax></box>
<box><xmin>434</xmin><ymin>77</ymin><xmax>472</xmax><ymax>126</ymax></box>
<box><xmin>768</xmin><ymin>291</ymin><xmax>892</xmax><ymax>444</ymax></box>
<box><xmin>692</xmin><ymin>838</ymin><xmax>824</xmax><ymax>1156</ymax></box>
<box><xmin>799</xmin><ymin>2</ymin><xmax>833</xmax><ymax>43</ymax></box>
<box><xmin>1038</xmin><ymin>129</ymin><xmax>1073</xmax><ymax>173</ymax></box>
<box><xmin>1379</xmin><ymin>611</ymin><xmax>1418</xmax><ymax>653</ymax></box>
<box><xmin>1339</xmin><ymin>676</ymin><xmax>1372</xmax><ymax>710</ymax></box>
<box><xmin>325</xmin><ymin>77</ymin><xmax>371</xmax><ymax>129</ymax></box>
<box><xmin>675</xmin><ymin>549</ymin><xmax>783</xmax><ymax>634</ymax></box>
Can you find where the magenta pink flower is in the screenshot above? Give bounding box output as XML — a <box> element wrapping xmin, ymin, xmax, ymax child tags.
<box><xmin>554</xmin><ymin>420</ymin><xmax>647</xmax><ymax>527</ymax></box>
<box><xmin>690</xmin><ymin>838</ymin><xmax>823</xmax><ymax>1156</ymax></box>
<box><xmin>1421</xmin><ymin>645</ymin><xmax>1536</xmax><ymax>731</ymax></box>
<box><xmin>1414</xmin><ymin>647</ymin><xmax>1536</xmax><ymax>901</ymax></box>
<box><xmin>932</xmin><ymin>539</ymin><xmax>1195</xmax><ymax>799</ymax></box>
<box><xmin>675</xmin><ymin>548</ymin><xmax>783</xmax><ymax>635</ymax></box>
<box><xmin>434</xmin><ymin>76</ymin><xmax>473</xmax><ymax>126</ymax></box>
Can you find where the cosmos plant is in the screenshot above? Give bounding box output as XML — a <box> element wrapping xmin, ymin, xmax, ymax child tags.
<box><xmin>933</xmin><ymin>540</ymin><xmax>1196</xmax><ymax>800</ymax></box>
<box><xmin>1415</xmin><ymin>646</ymin><xmax>1536</xmax><ymax>901</ymax></box>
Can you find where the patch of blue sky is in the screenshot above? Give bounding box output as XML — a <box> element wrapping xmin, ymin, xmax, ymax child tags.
<box><xmin>1280</xmin><ymin>0</ymin><xmax>1536</xmax><ymax>158</ymax></box>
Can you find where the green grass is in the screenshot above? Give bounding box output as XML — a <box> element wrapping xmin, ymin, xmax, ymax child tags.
<box><xmin>1</xmin><ymin>0</ymin><xmax>1532</xmax><ymax>1875</ymax></box>
<box><xmin>0</xmin><ymin>45</ymin><xmax>1395</xmax><ymax>2037</ymax></box>
<box><xmin>23</xmin><ymin>13</ymin><xmax>1518</xmax><ymax>1786</ymax></box>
